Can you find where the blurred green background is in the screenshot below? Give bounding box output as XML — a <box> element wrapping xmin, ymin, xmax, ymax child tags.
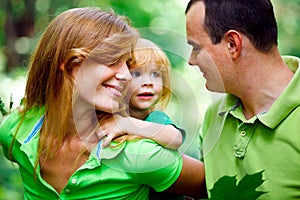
<box><xmin>0</xmin><ymin>0</ymin><xmax>299</xmax><ymax>199</ymax></box>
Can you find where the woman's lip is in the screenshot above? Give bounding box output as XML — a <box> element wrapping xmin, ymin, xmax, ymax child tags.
<box><xmin>104</xmin><ymin>84</ymin><xmax>123</xmax><ymax>97</ymax></box>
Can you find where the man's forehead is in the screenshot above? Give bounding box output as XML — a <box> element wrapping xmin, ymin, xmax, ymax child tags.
<box><xmin>186</xmin><ymin>1</ymin><xmax>205</xmax><ymax>24</ymax></box>
<box><xmin>186</xmin><ymin>1</ymin><xmax>206</xmax><ymax>40</ymax></box>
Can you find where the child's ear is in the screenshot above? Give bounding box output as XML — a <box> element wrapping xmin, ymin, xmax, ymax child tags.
<box><xmin>225</xmin><ymin>30</ymin><xmax>242</xmax><ymax>59</ymax></box>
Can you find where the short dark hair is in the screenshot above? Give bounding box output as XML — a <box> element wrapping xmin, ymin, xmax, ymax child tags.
<box><xmin>186</xmin><ymin>0</ymin><xmax>278</xmax><ymax>53</ymax></box>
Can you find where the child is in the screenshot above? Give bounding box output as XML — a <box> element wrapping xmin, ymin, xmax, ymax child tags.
<box><xmin>99</xmin><ymin>38</ymin><xmax>186</xmax><ymax>200</ymax></box>
<box><xmin>99</xmin><ymin>38</ymin><xmax>186</xmax><ymax>150</ymax></box>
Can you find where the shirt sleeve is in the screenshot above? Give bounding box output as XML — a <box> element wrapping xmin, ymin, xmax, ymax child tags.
<box><xmin>0</xmin><ymin>110</ymin><xmax>21</xmax><ymax>161</ymax></box>
<box><xmin>145</xmin><ymin>110</ymin><xmax>186</xmax><ymax>143</ymax></box>
<box><xmin>134</xmin><ymin>139</ymin><xmax>183</xmax><ymax>192</ymax></box>
<box><xmin>102</xmin><ymin>139</ymin><xmax>183</xmax><ymax>192</ymax></box>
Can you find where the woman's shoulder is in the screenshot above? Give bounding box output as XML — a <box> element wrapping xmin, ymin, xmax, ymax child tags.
<box><xmin>101</xmin><ymin>139</ymin><xmax>182</xmax><ymax>173</ymax></box>
<box><xmin>101</xmin><ymin>138</ymin><xmax>164</xmax><ymax>158</ymax></box>
<box><xmin>0</xmin><ymin>109</ymin><xmax>22</xmax><ymax>139</ymax></box>
<box><xmin>0</xmin><ymin>106</ymin><xmax>44</xmax><ymax>145</ymax></box>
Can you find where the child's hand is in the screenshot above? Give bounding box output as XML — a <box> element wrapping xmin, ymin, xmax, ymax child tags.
<box><xmin>97</xmin><ymin>114</ymin><xmax>127</xmax><ymax>148</ymax></box>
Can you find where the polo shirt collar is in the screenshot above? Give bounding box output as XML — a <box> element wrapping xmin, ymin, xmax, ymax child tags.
<box><xmin>15</xmin><ymin>107</ymin><xmax>45</xmax><ymax>168</ymax></box>
<box><xmin>217</xmin><ymin>56</ymin><xmax>300</xmax><ymax>129</ymax></box>
<box><xmin>19</xmin><ymin>108</ymin><xmax>104</xmax><ymax>168</ymax></box>
<box><xmin>258</xmin><ymin>56</ymin><xmax>300</xmax><ymax>128</ymax></box>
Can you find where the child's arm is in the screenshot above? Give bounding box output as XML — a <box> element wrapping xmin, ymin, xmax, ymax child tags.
<box><xmin>120</xmin><ymin>116</ymin><xmax>183</xmax><ymax>149</ymax></box>
<box><xmin>98</xmin><ymin>114</ymin><xmax>183</xmax><ymax>149</ymax></box>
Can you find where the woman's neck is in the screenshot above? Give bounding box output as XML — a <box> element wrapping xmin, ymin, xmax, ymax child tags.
<box><xmin>71</xmin><ymin>101</ymin><xmax>103</xmax><ymax>151</ymax></box>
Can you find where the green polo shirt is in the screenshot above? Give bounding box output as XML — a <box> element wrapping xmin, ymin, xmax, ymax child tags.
<box><xmin>0</xmin><ymin>107</ymin><xmax>183</xmax><ymax>200</ymax></box>
<box><xmin>200</xmin><ymin>56</ymin><xmax>300</xmax><ymax>199</ymax></box>
<box><xmin>144</xmin><ymin>110</ymin><xmax>186</xmax><ymax>142</ymax></box>
<box><xmin>145</xmin><ymin>110</ymin><xmax>185</xmax><ymax>200</ymax></box>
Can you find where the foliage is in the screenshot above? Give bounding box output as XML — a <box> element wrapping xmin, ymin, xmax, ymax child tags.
<box><xmin>0</xmin><ymin>152</ymin><xmax>23</xmax><ymax>200</ymax></box>
<box><xmin>0</xmin><ymin>95</ymin><xmax>13</xmax><ymax>116</ymax></box>
<box><xmin>0</xmin><ymin>0</ymin><xmax>299</xmax><ymax>199</ymax></box>
<box><xmin>0</xmin><ymin>96</ymin><xmax>23</xmax><ymax>200</ymax></box>
<box><xmin>0</xmin><ymin>98</ymin><xmax>8</xmax><ymax>116</ymax></box>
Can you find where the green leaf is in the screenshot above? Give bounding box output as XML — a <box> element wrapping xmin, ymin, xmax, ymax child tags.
<box><xmin>209</xmin><ymin>171</ymin><xmax>266</xmax><ymax>200</ymax></box>
<box><xmin>0</xmin><ymin>97</ymin><xmax>8</xmax><ymax>116</ymax></box>
<box><xmin>9</xmin><ymin>94</ymin><xmax>13</xmax><ymax>110</ymax></box>
<box><xmin>209</xmin><ymin>175</ymin><xmax>239</xmax><ymax>199</ymax></box>
<box><xmin>237</xmin><ymin>171</ymin><xmax>267</xmax><ymax>200</ymax></box>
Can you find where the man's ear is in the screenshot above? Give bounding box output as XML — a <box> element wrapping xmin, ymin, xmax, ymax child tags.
<box><xmin>225</xmin><ymin>30</ymin><xmax>242</xmax><ymax>59</ymax></box>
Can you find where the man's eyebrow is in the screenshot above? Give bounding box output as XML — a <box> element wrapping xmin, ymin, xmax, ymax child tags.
<box><xmin>187</xmin><ymin>40</ymin><xmax>200</xmax><ymax>47</ymax></box>
<box><xmin>187</xmin><ymin>39</ymin><xmax>194</xmax><ymax>45</ymax></box>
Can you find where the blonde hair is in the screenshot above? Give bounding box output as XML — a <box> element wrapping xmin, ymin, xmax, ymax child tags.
<box><xmin>110</xmin><ymin>39</ymin><xmax>173</xmax><ymax>147</ymax></box>
<box><xmin>130</xmin><ymin>38</ymin><xmax>171</xmax><ymax>110</ymax></box>
<box><xmin>13</xmin><ymin>7</ymin><xmax>139</xmax><ymax>168</ymax></box>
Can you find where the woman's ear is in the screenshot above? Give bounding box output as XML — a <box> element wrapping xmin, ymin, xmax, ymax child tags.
<box><xmin>225</xmin><ymin>30</ymin><xmax>242</xmax><ymax>59</ymax></box>
<box><xmin>61</xmin><ymin>62</ymin><xmax>80</xmax><ymax>80</ymax></box>
<box><xmin>60</xmin><ymin>63</ymin><xmax>65</xmax><ymax>71</ymax></box>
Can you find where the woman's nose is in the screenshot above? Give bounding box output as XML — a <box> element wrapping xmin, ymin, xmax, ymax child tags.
<box><xmin>115</xmin><ymin>62</ymin><xmax>132</xmax><ymax>82</ymax></box>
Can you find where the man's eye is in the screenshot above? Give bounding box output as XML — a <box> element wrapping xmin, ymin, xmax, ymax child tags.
<box><xmin>191</xmin><ymin>47</ymin><xmax>201</xmax><ymax>58</ymax></box>
<box><xmin>193</xmin><ymin>47</ymin><xmax>201</xmax><ymax>53</ymax></box>
<box><xmin>130</xmin><ymin>71</ymin><xmax>140</xmax><ymax>77</ymax></box>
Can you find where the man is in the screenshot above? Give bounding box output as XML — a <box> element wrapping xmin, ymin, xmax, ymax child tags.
<box><xmin>185</xmin><ymin>0</ymin><xmax>300</xmax><ymax>199</ymax></box>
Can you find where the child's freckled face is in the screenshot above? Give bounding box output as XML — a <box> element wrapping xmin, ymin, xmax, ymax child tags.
<box><xmin>126</xmin><ymin>63</ymin><xmax>163</xmax><ymax>111</ymax></box>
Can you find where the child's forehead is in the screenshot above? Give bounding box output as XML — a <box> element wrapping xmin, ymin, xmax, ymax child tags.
<box><xmin>131</xmin><ymin>62</ymin><xmax>163</xmax><ymax>70</ymax></box>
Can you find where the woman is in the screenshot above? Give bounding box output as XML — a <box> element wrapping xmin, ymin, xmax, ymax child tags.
<box><xmin>0</xmin><ymin>7</ymin><xmax>206</xmax><ymax>199</ymax></box>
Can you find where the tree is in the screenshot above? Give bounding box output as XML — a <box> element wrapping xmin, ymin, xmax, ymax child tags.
<box><xmin>2</xmin><ymin>0</ymin><xmax>36</xmax><ymax>73</ymax></box>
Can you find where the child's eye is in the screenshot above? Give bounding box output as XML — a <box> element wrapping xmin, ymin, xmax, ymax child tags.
<box><xmin>151</xmin><ymin>71</ymin><xmax>161</xmax><ymax>78</ymax></box>
<box><xmin>130</xmin><ymin>71</ymin><xmax>141</xmax><ymax>77</ymax></box>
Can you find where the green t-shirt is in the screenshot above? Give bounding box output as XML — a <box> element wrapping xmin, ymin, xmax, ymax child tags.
<box><xmin>200</xmin><ymin>56</ymin><xmax>300</xmax><ymax>199</ymax></box>
<box><xmin>144</xmin><ymin>110</ymin><xmax>186</xmax><ymax>142</ymax></box>
<box><xmin>0</xmin><ymin>107</ymin><xmax>183</xmax><ymax>200</ymax></box>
